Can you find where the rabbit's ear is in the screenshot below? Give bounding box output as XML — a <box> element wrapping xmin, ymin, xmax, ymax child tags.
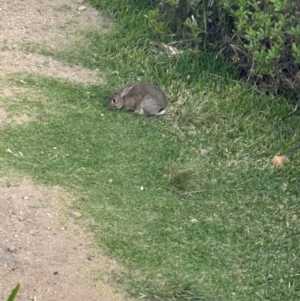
<box><xmin>121</xmin><ymin>85</ymin><xmax>133</xmax><ymax>97</ymax></box>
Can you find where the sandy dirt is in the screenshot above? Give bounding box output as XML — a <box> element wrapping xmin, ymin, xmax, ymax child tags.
<box><xmin>0</xmin><ymin>0</ymin><xmax>109</xmax><ymax>84</ymax></box>
<box><xmin>0</xmin><ymin>1</ymin><xmax>128</xmax><ymax>300</ymax></box>
<box><xmin>0</xmin><ymin>183</ymin><xmax>124</xmax><ymax>301</ymax></box>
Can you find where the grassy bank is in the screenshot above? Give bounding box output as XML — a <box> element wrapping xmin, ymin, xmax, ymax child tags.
<box><xmin>1</xmin><ymin>0</ymin><xmax>299</xmax><ymax>300</ymax></box>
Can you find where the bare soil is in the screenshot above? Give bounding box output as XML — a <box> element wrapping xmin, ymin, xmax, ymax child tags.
<box><xmin>0</xmin><ymin>50</ymin><xmax>101</xmax><ymax>85</ymax></box>
<box><xmin>0</xmin><ymin>1</ymin><xmax>128</xmax><ymax>300</ymax></box>
<box><xmin>0</xmin><ymin>0</ymin><xmax>109</xmax><ymax>84</ymax></box>
<box><xmin>0</xmin><ymin>182</ymin><xmax>124</xmax><ymax>301</ymax></box>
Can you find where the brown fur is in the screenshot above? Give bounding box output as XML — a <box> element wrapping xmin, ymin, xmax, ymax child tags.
<box><xmin>108</xmin><ymin>82</ymin><xmax>167</xmax><ymax>116</ymax></box>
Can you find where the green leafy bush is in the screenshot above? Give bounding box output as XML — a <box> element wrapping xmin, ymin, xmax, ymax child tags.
<box><xmin>145</xmin><ymin>0</ymin><xmax>300</xmax><ymax>98</ymax></box>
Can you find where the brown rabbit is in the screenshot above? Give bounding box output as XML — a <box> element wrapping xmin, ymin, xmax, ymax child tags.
<box><xmin>108</xmin><ymin>82</ymin><xmax>167</xmax><ymax>116</ymax></box>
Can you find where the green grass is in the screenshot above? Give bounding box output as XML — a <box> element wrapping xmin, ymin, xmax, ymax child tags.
<box><xmin>1</xmin><ymin>0</ymin><xmax>299</xmax><ymax>300</ymax></box>
<box><xmin>6</xmin><ymin>283</ymin><xmax>20</xmax><ymax>301</ymax></box>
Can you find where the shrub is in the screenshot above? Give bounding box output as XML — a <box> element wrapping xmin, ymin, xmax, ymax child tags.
<box><xmin>145</xmin><ymin>0</ymin><xmax>300</xmax><ymax>99</ymax></box>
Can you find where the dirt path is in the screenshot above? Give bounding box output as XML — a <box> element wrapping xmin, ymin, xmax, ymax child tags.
<box><xmin>0</xmin><ymin>1</ymin><xmax>127</xmax><ymax>300</ymax></box>
<box><xmin>0</xmin><ymin>182</ymin><xmax>123</xmax><ymax>301</ymax></box>
<box><xmin>0</xmin><ymin>0</ymin><xmax>108</xmax><ymax>84</ymax></box>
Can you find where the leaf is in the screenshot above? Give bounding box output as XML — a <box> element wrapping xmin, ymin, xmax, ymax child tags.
<box><xmin>271</xmin><ymin>155</ymin><xmax>290</xmax><ymax>167</ymax></box>
<box><xmin>7</xmin><ymin>283</ymin><xmax>21</xmax><ymax>301</ymax></box>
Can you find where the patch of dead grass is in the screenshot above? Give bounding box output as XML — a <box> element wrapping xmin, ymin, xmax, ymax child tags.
<box><xmin>0</xmin><ymin>84</ymin><xmax>48</xmax><ymax>126</ymax></box>
<box><xmin>0</xmin><ymin>50</ymin><xmax>103</xmax><ymax>85</ymax></box>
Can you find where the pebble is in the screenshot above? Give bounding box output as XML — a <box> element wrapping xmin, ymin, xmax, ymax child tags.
<box><xmin>71</xmin><ymin>211</ymin><xmax>82</xmax><ymax>219</ymax></box>
<box><xmin>7</xmin><ymin>245</ymin><xmax>16</xmax><ymax>252</ymax></box>
<box><xmin>178</xmin><ymin>134</ymin><xmax>187</xmax><ymax>142</ymax></box>
<box><xmin>78</xmin><ymin>6</ymin><xmax>86</xmax><ymax>11</ymax></box>
<box><xmin>200</xmin><ymin>148</ymin><xmax>208</xmax><ymax>155</ymax></box>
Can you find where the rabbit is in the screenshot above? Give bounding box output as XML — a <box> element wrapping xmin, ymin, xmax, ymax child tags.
<box><xmin>108</xmin><ymin>82</ymin><xmax>167</xmax><ymax>116</ymax></box>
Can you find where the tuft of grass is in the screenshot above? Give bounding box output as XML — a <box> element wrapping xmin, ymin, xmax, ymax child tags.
<box><xmin>166</xmin><ymin>86</ymin><xmax>226</xmax><ymax>129</ymax></box>
<box><xmin>173</xmin><ymin>282</ymin><xmax>214</xmax><ymax>301</ymax></box>
<box><xmin>137</xmin><ymin>279</ymin><xmax>214</xmax><ymax>301</ymax></box>
<box><xmin>167</xmin><ymin>167</ymin><xmax>197</xmax><ymax>191</ymax></box>
<box><xmin>166</xmin><ymin>161</ymin><xmax>207</xmax><ymax>193</ymax></box>
<box><xmin>54</xmin><ymin>4</ymin><xmax>71</xmax><ymax>11</ymax></box>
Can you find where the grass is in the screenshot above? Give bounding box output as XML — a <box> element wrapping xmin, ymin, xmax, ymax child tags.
<box><xmin>1</xmin><ymin>0</ymin><xmax>300</xmax><ymax>300</ymax></box>
<box><xmin>6</xmin><ymin>283</ymin><xmax>20</xmax><ymax>301</ymax></box>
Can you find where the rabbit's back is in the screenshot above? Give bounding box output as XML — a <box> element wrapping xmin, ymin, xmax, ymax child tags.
<box><xmin>126</xmin><ymin>83</ymin><xmax>166</xmax><ymax>116</ymax></box>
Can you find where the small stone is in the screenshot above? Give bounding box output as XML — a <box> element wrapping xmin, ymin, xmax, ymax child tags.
<box><xmin>78</xmin><ymin>6</ymin><xmax>86</xmax><ymax>11</ymax></box>
<box><xmin>200</xmin><ymin>149</ymin><xmax>208</xmax><ymax>155</ymax></box>
<box><xmin>71</xmin><ymin>211</ymin><xmax>82</xmax><ymax>219</ymax></box>
<box><xmin>178</xmin><ymin>134</ymin><xmax>187</xmax><ymax>142</ymax></box>
<box><xmin>46</xmin><ymin>227</ymin><xmax>52</xmax><ymax>230</ymax></box>
<box><xmin>108</xmin><ymin>179</ymin><xmax>113</xmax><ymax>184</ymax></box>
<box><xmin>7</xmin><ymin>245</ymin><xmax>16</xmax><ymax>252</ymax></box>
<box><xmin>267</xmin><ymin>274</ymin><xmax>273</xmax><ymax>280</ymax></box>
<box><xmin>292</xmin><ymin>214</ymin><xmax>297</xmax><ymax>221</ymax></box>
<box><xmin>53</xmin><ymin>271</ymin><xmax>59</xmax><ymax>275</ymax></box>
<box><xmin>190</xmin><ymin>218</ymin><xmax>198</xmax><ymax>223</ymax></box>
<box><xmin>23</xmin><ymin>196</ymin><xmax>29</xmax><ymax>200</ymax></box>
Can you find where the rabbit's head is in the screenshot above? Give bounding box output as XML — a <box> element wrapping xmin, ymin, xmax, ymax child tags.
<box><xmin>107</xmin><ymin>84</ymin><xmax>133</xmax><ymax>110</ymax></box>
<box><xmin>108</xmin><ymin>93</ymin><xmax>123</xmax><ymax>109</ymax></box>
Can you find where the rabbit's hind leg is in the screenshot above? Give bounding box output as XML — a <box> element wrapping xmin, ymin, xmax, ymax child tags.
<box><xmin>134</xmin><ymin>108</ymin><xmax>147</xmax><ymax>115</ymax></box>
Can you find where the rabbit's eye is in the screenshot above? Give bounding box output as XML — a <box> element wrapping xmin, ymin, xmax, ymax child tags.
<box><xmin>112</xmin><ymin>98</ymin><xmax>117</xmax><ymax>103</ymax></box>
